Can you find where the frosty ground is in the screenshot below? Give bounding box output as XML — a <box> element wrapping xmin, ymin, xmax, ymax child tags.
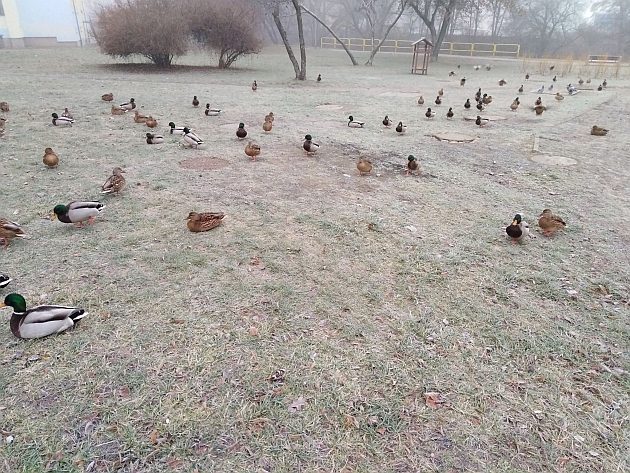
<box><xmin>0</xmin><ymin>46</ymin><xmax>628</xmax><ymax>472</ymax></box>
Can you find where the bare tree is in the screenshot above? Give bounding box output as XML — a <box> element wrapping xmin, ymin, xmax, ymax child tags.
<box><xmin>409</xmin><ymin>0</ymin><xmax>461</xmax><ymax>59</ymax></box>
<box><xmin>365</xmin><ymin>0</ymin><xmax>409</xmax><ymax>65</ymax></box>
<box><xmin>300</xmin><ymin>5</ymin><xmax>359</xmax><ymax>64</ymax></box>
<box><xmin>268</xmin><ymin>0</ymin><xmax>307</xmax><ymax>79</ymax></box>
<box><xmin>591</xmin><ymin>0</ymin><xmax>630</xmax><ymax>54</ymax></box>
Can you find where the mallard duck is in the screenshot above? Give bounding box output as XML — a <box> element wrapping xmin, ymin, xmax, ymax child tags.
<box><xmin>438</xmin><ymin>88</ymin><xmax>444</xmax><ymax>96</ymax></box>
<box><xmin>499</xmin><ymin>79</ymin><xmax>507</xmax><ymax>86</ymax></box>
<box><xmin>549</xmin><ymin>84</ymin><xmax>554</xmax><ymax>92</ymax></box>
<box><xmin>435</xmin><ymin>96</ymin><xmax>442</xmax><ymax>105</ymax></box>
<box><xmin>475</xmin><ymin>116</ymin><xmax>488</xmax><ymax>127</ymax></box>
<box><xmin>555</xmin><ymin>92</ymin><xmax>564</xmax><ymax>101</ymax></box>
<box><xmin>425</xmin><ymin>107</ymin><xmax>435</xmax><ymax>119</ymax></box>
<box><xmin>0</xmin><ymin>274</ymin><xmax>11</xmax><ymax>288</ymax></box>
<box><xmin>383</xmin><ymin>115</ymin><xmax>393</xmax><ymax>127</ymax></box>
<box><xmin>534</xmin><ymin>104</ymin><xmax>546</xmax><ymax>115</ymax></box>
<box><xmin>474</xmin><ymin>65</ymin><xmax>481</xmax><ymax>71</ymax></box>
<box><xmin>145</xmin><ymin>116</ymin><xmax>158</xmax><ymax>128</ymax></box>
<box><xmin>446</xmin><ymin>107</ymin><xmax>454</xmax><ymax>119</ymax></box>
<box><xmin>187</xmin><ymin>212</ymin><xmax>225</xmax><ymax>232</ymax></box>
<box><xmin>101</xmin><ymin>167</ymin><xmax>126</xmax><ymax>195</ymax></box>
<box><xmin>460</xmin><ymin>77</ymin><xmax>466</xmax><ymax>86</ymax></box>
<box><xmin>43</xmin><ymin>147</ymin><xmax>59</xmax><ymax>168</ymax></box>
<box><xmin>168</xmin><ymin>122</ymin><xmax>187</xmax><ymax>135</ymax></box>
<box><xmin>535</xmin><ymin>97</ymin><xmax>542</xmax><ymax>106</ymax></box>
<box><xmin>51</xmin><ymin>113</ymin><xmax>74</xmax><ymax>126</ymax></box>
<box><xmin>482</xmin><ymin>94</ymin><xmax>493</xmax><ymax>105</ymax></box>
<box><xmin>52</xmin><ymin>202</ymin><xmax>105</xmax><ymax>226</ymax></box>
<box><xmin>486</xmin><ymin>64</ymin><xmax>492</xmax><ymax>71</ymax></box>
<box><xmin>317</xmin><ymin>74</ymin><xmax>322</xmax><ymax>82</ymax></box>
<box><xmin>245</xmin><ymin>141</ymin><xmax>261</xmax><ymax>160</ymax></box>
<box><xmin>597</xmin><ymin>84</ymin><xmax>603</xmax><ymax>91</ymax></box>
<box><xmin>101</xmin><ymin>93</ymin><xmax>114</xmax><ymax>102</ymax></box>
<box><xmin>0</xmin><ymin>117</ymin><xmax>6</xmax><ymax>130</ymax></box>
<box><xmin>0</xmin><ymin>102</ymin><xmax>9</xmax><ymax>112</ymax></box>
<box><xmin>506</xmin><ymin>214</ymin><xmax>529</xmax><ymax>243</ymax></box>
<box><xmin>538</xmin><ymin>209</ymin><xmax>566</xmax><ymax>236</ymax></box>
<box><xmin>395</xmin><ymin>121</ymin><xmax>407</xmax><ymax>134</ymax></box>
<box><xmin>586</xmin><ymin>78</ymin><xmax>591</xmax><ymax>84</ymax></box>
<box><xmin>549</xmin><ymin>65</ymin><xmax>555</xmax><ymax>71</ymax></box>
<box><xmin>537</xmin><ymin>85</ymin><xmax>545</xmax><ymax>93</ymax></box>
<box><xmin>1</xmin><ymin>293</ymin><xmax>87</xmax><ymax>339</ymax></box>
<box><xmin>252</xmin><ymin>80</ymin><xmax>258</xmax><ymax>91</ymax></box>
<box><xmin>348</xmin><ymin>116</ymin><xmax>364</xmax><ymax>128</ymax></box>
<box><xmin>525</xmin><ymin>73</ymin><xmax>530</xmax><ymax>80</ymax></box>
<box><xmin>133</xmin><ymin>110</ymin><xmax>148</xmax><ymax>123</ymax></box>
<box><xmin>518</xmin><ymin>84</ymin><xmax>524</xmax><ymax>93</ymax></box>
<box><xmin>0</xmin><ymin>218</ymin><xmax>27</xmax><ymax>248</ymax></box>
<box><xmin>578</xmin><ymin>78</ymin><xmax>584</xmax><ymax>85</ymax></box>
<box><xmin>476</xmin><ymin>102</ymin><xmax>484</xmax><ymax>111</ymax></box>
<box><xmin>417</xmin><ymin>96</ymin><xmax>425</xmax><ymax>105</ymax></box>
<box><xmin>510</xmin><ymin>100</ymin><xmax>519</xmax><ymax>112</ymax></box>
<box><xmin>111</xmin><ymin>105</ymin><xmax>126</xmax><ymax>115</ymax></box>
<box><xmin>357</xmin><ymin>158</ymin><xmax>372</xmax><ymax>176</ymax></box>
<box><xmin>464</xmin><ymin>98</ymin><xmax>471</xmax><ymax>109</ymax></box>
<box><xmin>262</xmin><ymin>120</ymin><xmax>272</xmax><ymax>132</ymax></box>
<box><xmin>236</xmin><ymin>123</ymin><xmax>248</xmax><ymax>139</ymax></box>
<box><xmin>406</xmin><ymin>155</ymin><xmax>419</xmax><ymax>176</ymax></box>
<box><xmin>62</xmin><ymin>108</ymin><xmax>74</xmax><ymax>119</ymax></box>
<box><xmin>192</xmin><ymin>96</ymin><xmax>199</xmax><ymax>107</ymax></box>
<box><xmin>303</xmin><ymin>135</ymin><xmax>319</xmax><ymax>155</ymax></box>
<box><xmin>602</xmin><ymin>79</ymin><xmax>607</xmax><ymax>88</ymax></box>
<box><xmin>146</xmin><ymin>132</ymin><xmax>164</xmax><ymax>144</ymax></box>
<box><xmin>449</xmin><ymin>71</ymin><xmax>455</xmax><ymax>77</ymax></box>
<box><xmin>205</xmin><ymin>104</ymin><xmax>221</xmax><ymax>116</ymax></box>
<box><xmin>119</xmin><ymin>98</ymin><xmax>136</xmax><ymax>110</ymax></box>
<box><xmin>475</xmin><ymin>88</ymin><xmax>482</xmax><ymax>101</ymax></box>
<box><xmin>265</xmin><ymin>112</ymin><xmax>275</xmax><ymax>122</ymax></box>
<box><xmin>591</xmin><ymin>125</ymin><xmax>609</xmax><ymax>136</ymax></box>
<box><xmin>182</xmin><ymin>128</ymin><xmax>203</xmax><ymax>148</ymax></box>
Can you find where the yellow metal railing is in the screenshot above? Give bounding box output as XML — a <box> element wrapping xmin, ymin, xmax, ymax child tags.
<box><xmin>320</xmin><ymin>37</ymin><xmax>520</xmax><ymax>58</ymax></box>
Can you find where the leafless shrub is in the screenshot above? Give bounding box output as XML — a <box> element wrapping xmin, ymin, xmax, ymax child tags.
<box><xmin>188</xmin><ymin>0</ymin><xmax>261</xmax><ymax>69</ymax></box>
<box><xmin>93</xmin><ymin>0</ymin><xmax>190</xmax><ymax>67</ymax></box>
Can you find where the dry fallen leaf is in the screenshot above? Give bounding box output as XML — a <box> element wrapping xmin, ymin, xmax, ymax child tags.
<box><xmin>288</xmin><ymin>396</ymin><xmax>307</xmax><ymax>413</ymax></box>
<box><xmin>169</xmin><ymin>318</ymin><xmax>185</xmax><ymax>324</ymax></box>
<box><xmin>165</xmin><ymin>457</ymin><xmax>184</xmax><ymax>469</ymax></box>
<box><xmin>424</xmin><ymin>391</ymin><xmax>445</xmax><ymax>409</ymax></box>
<box><xmin>149</xmin><ymin>429</ymin><xmax>159</xmax><ymax>445</ymax></box>
<box><xmin>343</xmin><ymin>414</ymin><xmax>358</xmax><ymax>429</ymax></box>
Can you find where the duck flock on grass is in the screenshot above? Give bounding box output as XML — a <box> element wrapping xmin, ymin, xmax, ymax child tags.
<box><xmin>0</xmin><ymin>66</ymin><xmax>613</xmax><ymax>339</ymax></box>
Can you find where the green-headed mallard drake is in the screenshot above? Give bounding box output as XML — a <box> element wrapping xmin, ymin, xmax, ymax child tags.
<box><xmin>476</xmin><ymin>101</ymin><xmax>484</xmax><ymax>111</ymax></box>
<box><xmin>168</xmin><ymin>122</ymin><xmax>187</xmax><ymax>135</ymax></box>
<box><xmin>518</xmin><ymin>84</ymin><xmax>524</xmax><ymax>93</ymax></box>
<box><xmin>383</xmin><ymin>115</ymin><xmax>392</xmax><ymax>127</ymax></box>
<box><xmin>252</xmin><ymin>80</ymin><xmax>258</xmax><ymax>91</ymax></box>
<box><xmin>395</xmin><ymin>121</ymin><xmax>407</xmax><ymax>134</ymax></box>
<box><xmin>303</xmin><ymin>135</ymin><xmax>319</xmax><ymax>155</ymax></box>
<box><xmin>535</xmin><ymin>97</ymin><xmax>542</xmax><ymax>106</ymax></box>
<box><xmin>538</xmin><ymin>209</ymin><xmax>566</xmax><ymax>236</ymax></box>
<box><xmin>552</xmin><ymin>75</ymin><xmax>557</xmax><ymax>82</ymax></box>
<box><xmin>597</xmin><ymin>84</ymin><xmax>603</xmax><ymax>91</ymax></box>
<box><xmin>1</xmin><ymin>293</ymin><xmax>86</xmax><ymax>339</ymax></box>
<box><xmin>406</xmin><ymin>155</ymin><xmax>419</xmax><ymax>176</ymax></box>
<box><xmin>182</xmin><ymin>127</ymin><xmax>203</xmax><ymax>148</ymax></box>
<box><xmin>134</xmin><ymin>110</ymin><xmax>148</xmax><ymax>123</ymax></box>
<box><xmin>435</xmin><ymin>95</ymin><xmax>442</xmax><ymax>105</ymax></box>
<box><xmin>0</xmin><ymin>218</ymin><xmax>27</xmax><ymax>248</ymax></box>
<box><xmin>348</xmin><ymin>116</ymin><xmax>364</xmax><ymax>128</ymax></box>
<box><xmin>464</xmin><ymin>98</ymin><xmax>471</xmax><ymax>109</ymax></box>
<box><xmin>51</xmin><ymin>202</ymin><xmax>105</xmax><ymax>226</ymax></box>
<box><xmin>205</xmin><ymin>104</ymin><xmax>221</xmax><ymax>116</ymax></box>
<box><xmin>0</xmin><ymin>102</ymin><xmax>9</xmax><ymax>112</ymax></box>
<box><xmin>591</xmin><ymin>125</ymin><xmax>608</xmax><ymax>136</ymax></box>
<box><xmin>43</xmin><ymin>147</ymin><xmax>59</xmax><ymax>168</ymax></box>
<box><xmin>187</xmin><ymin>212</ymin><xmax>225</xmax><ymax>232</ymax></box>
<box><xmin>146</xmin><ymin>132</ymin><xmax>164</xmax><ymax>144</ymax></box>
<box><xmin>417</xmin><ymin>96</ymin><xmax>425</xmax><ymax>105</ymax></box>
<box><xmin>476</xmin><ymin>116</ymin><xmax>488</xmax><ymax>127</ymax></box>
<box><xmin>101</xmin><ymin>167</ymin><xmax>126</xmax><ymax>195</ymax></box>
<box><xmin>525</xmin><ymin>73</ymin><xmax>530</xmax><ymax>80</ymax></box>
<box><xmin>101</xmin><ymin>93</ymin><xmax>114</xmax><ymax>102</ymax></box>
<box><xmin>0</xmin><ymin>274</ymin><xmax>11</xmax><ymax>288</ymax></box>
<box><xmin>119</xmin><ymin>98</ymin><xmax>136</xmax><ymax>110</ymax></box>
<box><xmin>317</xmin><ymin>74</ymin><xmax>322</xmax><ymax>82</ymax></box>
<box><xmin>236</xmin><ymin>123</ymin><xmax>248</xmax><ymax>139</ymax></box>
<box><xmin>357</xmin><ymin>158</ymin><xmax>372</xmax><ymax>176</ymax></box>
<box><xmin>447</xmin><ymin>107</ymin><xmax>454</xmax><ymax>119</ymax></box>
<box><xmin>52</xmin><ymin>112</ymin><xmax>74</xmax><ymax>126</ymax></box>
<box><xmin>499</xmin><ymin>79</ymin><xmax>507</xmax><ymax>86</ymax></box>
<box><xmin>425</xmin><ymin>107</ymin><xmax>435</xmax><ymax>119</ymax></box>
<box><xmin>460</xmin><ymin>77</ymin><xmax>466</xmax><ymax>86</ymax></box>
<box><xmin>506</xmin><ymin>214</ymin><xmax>529</xmax><ymax>243</ymax></box>
<box><xmin>192</xmin><ymin>96</ymin><xmax>199</xmax><ymax>107</ymax></box>
<box><xmin>245</xmin><ymin>141</ymin><xmax>261</xmax><ymax>160</ymax></box>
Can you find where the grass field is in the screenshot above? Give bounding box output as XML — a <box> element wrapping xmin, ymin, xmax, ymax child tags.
<box><xmin>0</xmin><ymin>46</ymin><xmax>629</xmax><ymax>472</ymax></box>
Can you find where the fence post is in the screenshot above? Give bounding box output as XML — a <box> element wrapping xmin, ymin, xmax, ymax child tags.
<box><xmin>449</xmin><ymin>42</ymin><xmax>453</xmax><ymax>55</ymax></box>
<box><xmin>492</xmin><ymin>43</ymin><xmax>497</xmax><ymax>57</ymax></box>
<box><xmin>470</xmin><ymin>43</ymin><xmax>474</xmax><ymax>56</ymax></box>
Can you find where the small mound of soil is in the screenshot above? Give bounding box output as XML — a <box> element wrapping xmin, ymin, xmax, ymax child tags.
<box><xmin>179</xmin><ymin>157</ymin><xmax>229</xmax><ymax>171</ymax></box>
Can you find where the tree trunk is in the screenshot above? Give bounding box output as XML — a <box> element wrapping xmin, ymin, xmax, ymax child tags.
<box><xmin>291</xmin><ymin>0</ymin><xmax>307</xmax><ymax>80</ymax></box>
<box><xmin>365</xmin><ymin>1</ymin><xmax>407</xmax><ymax>66</ymax></box>
<box><xmin>301</xmin><ymin>4</ymin><xmax>358</xmax><ymax>65</ymax></box>
<box><xmin>431</xmin><ymin>0</ymin><xmax>457</xmax><ymax>59</ymax></box>
<box><xmin>272</xmin><ymin>5</ymin><xmax>302</xmax><ymax>79</ymax></box>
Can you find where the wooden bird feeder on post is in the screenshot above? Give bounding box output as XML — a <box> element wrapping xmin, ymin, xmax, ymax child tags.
<box><xmin>411</xmin><ymin>38</ymin><xmax>433</xmax><ymax>75</ymax></box>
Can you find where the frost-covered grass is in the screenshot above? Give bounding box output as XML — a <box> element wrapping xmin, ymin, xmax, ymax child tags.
<box><xmin>0</xmin><ymin>46</ymin><xmax>628</xmax><ymax>472</ymax></box>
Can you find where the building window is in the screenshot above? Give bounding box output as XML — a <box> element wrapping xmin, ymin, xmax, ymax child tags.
<box><xmin>0</xmin><ymin>1</ymin><xmax>4</xmax><ymax>17</ymax></box>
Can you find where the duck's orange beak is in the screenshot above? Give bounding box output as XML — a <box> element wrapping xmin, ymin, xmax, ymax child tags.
<box><xmin>511</xmin><ymin>219</ymin><xmax>518</xmax><ymax>225</ymax></box>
